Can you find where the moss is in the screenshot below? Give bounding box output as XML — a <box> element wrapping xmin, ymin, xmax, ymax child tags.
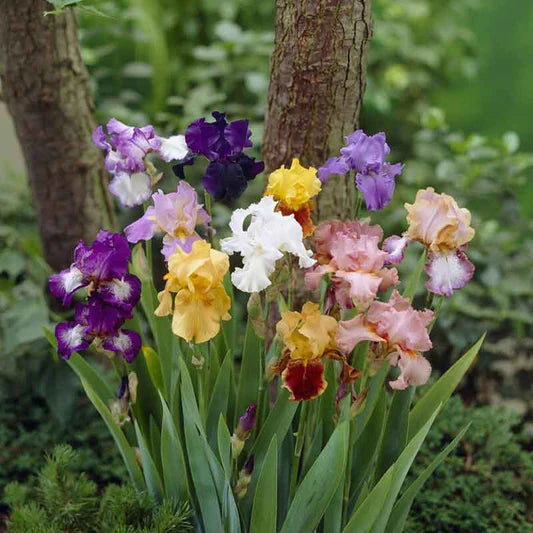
<box><xmin>405</xmin><ymin>396</ymin><xmax>532</xmax><ymax>532</ymax></box>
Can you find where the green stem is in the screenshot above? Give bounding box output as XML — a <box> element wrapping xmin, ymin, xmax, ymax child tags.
<box><xmin>145</xmin><ymin>238</ymin><xmax>152</xmax><ymax>279</ymax></box>
<box><xmin>254</xmin><ymin>301</ymin><xmax>270</xmax><ymax>439</ymax></box>
<box><xmin>354</xmin><ymin>189</ymin><xmax>363</xmax><ymax>219</ymax></box>
<box><xmin>204</xmin><ymin>191</ymin><xmax>215</xmax><ymax>246</ymax></box>
<box><xmin>289</xmin><ymin>402</ymin><xmax>309</xmax><ymax>501</ymax></box>
<box><xmin>428</xmin><ymin>296</ymin><xmax>444</xmax><ymax>333</ymax></box>
<box><xmin>342</xmin><ymin>420</ymin><xmax>356</xmax><ymax>526</ymax></box>
<box><xmin>287</xmin><ymin>256</ymin><xmax>294</xmax><ymax>310</ymax></box>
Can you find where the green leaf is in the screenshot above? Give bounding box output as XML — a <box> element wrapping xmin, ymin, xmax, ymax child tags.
<box><xmin>281</xmin><ymin>422</ymin><xmax>349</xmax><ymax>533</ymax></box>
<box><xmin>345</xmin><ymin>471</ymin><xmax>393</xmax><ymax>533</ymax></box>
<box><xmin>408</xmin><ymin>334</ymin><xmax>484</xmax><ymax>440</ymax></box>
<box><xmin>402</xmin><ymin>248</ymin><xmax>427</xmax><ymax>302</ymax></box>
<box><xmin>343</xmin><ymin>408</ymin><xmax>440</xmax><ymax>533</ymax></box>
<box><xmin>179</xmin><ymin>358</ymin><xmax>224</xmax><ymax>532</ymax></box>
<box><xmin>250</xmin><ymin>435</ymin><xmax>278</xmax><ymax>533</ymax></box>
<box><xmin>80</xmin><ymin>379</ymin><xmax>145</xmax><ymax>492</ymax></box>
<box><xmin>249</xmin><ymin>389</ymin><xmax>298</xmax><ymax>465</ymax></box>
<box><xmin>323</xmin><ymin>470</ymin><xmax>345</xmax><ymax>533</ymax></box>
<box><xmin>134</xmin><ymin>420</ymin><xmax>164</xmax><ymax>502</ymax></box>
<box><xmin>235</xmin><ymin>318</ymin><xmax>262</xmax><ymax>424</ymax></box>
<box><xmin>350</xmin><ymin>392</ymin><xmax>388</xmax><ymax>503</ymax></box>
<box><xmin>67</xmin><ymin>352</ymin><xmax>113</xmax><ymax>405</ymax></box>
<box><xmin>374</xmin><ymin>387</ymin><xmax>414</xmax><ymax>480</ymax></box>
<box><xmin>142</xmin><ymin>346</ymin><xmax>164</xmax><ymax>393</ymax></box>
<box><xmin>207</xmin><ymin>352</ymin><xmax>232</xmax><ymax>450</ymax></box>
<box><xmin>130</xmin><ymin>245</ymin><xmax>174</xmax><ymax>395</ymax></box>
<box><xmin>130</xmin><ymin>348</ymin><xmax>163</xmax><ymax>438</ymax></box>
<box><xmin>352</xmin><ymin>361</ymin><xmax>390</xmax><ymax>443</ymax></box>
<box><xmin>320</xmin><ymin>360</ymin><xmax>338</xmax><ymax>441</ymax></box>
<box><xmin>385</xmin><ymin>423</ymin><xmax>470</xmax><ymax>533</ymax></box>
<box><xmin>217</xmin><ymin>414</ymin><xmax>232</xmax><ymax>480</ymax></box>
<box><xmin>160</xmin><ymin>393</ymin><xmax>189</xmax><ymax>502</ymax></box>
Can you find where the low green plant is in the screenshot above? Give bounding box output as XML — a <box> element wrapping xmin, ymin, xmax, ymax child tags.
<box><xmin>405</xmin><ymin>396</ymin><xmax>533</xmax><ymax>532</ymax></box>
<box><xmin>4</xmin><ymin>445</ymin><xmax>192</xmax><ymax>533</ymax></box>
<box><xmin>0</xmin><ymin>391</ymin><xmax>126</xmax><ymax>490</ymax></box>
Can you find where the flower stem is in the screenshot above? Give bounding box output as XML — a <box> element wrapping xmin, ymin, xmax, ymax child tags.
<box><xmin>354</xmin><ymin>189</ymin><xmax>363</xmax><ymax>219</ymax></box>
<box><xmin>145</xmin><ymin>238</ymin><xmax>152</xmax><ymax>279</ymax></box>
<box><xmin>204</xmin><ymin>191</ymin><xmax>215</xmax><ymax>246</ymax></box>
<box><xmin>428</xmin><ymin>296</ymin><xmax>444</xmax><ymax>333</ymax></box>
<box><xmin>287</xmin><ymin>256</ymin><xmax>294</xmax><ymax>311</ymax></box>
<box><xmin>289</xmin><ymin>401</ymin><xmax>309</xmax><ymax>501</ymax></box>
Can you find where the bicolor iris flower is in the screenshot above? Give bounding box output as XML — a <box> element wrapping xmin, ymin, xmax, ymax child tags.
<box><xmin>220</xmin><ymin>196</ymin><xmax>316</xmax><ymax>293</ymax></box>
<box><xmin>271</xmin><ymin>302</ymin><xmax>359</xmax><ymax>401</ymax></box>
<box><xmin>174</xmin><ymin>111</ymin><xmax>264</xmax><ymax>201</ymax></box>
<box><xmin>305</xmin><ymin>220</ymin><xmax>399</xmax><ymax>309</ymax></box>
<box><xmin>265</xmin><ymin>158</ymin><xmax>322</xmax><ymax>236</ymax></box>
<box><xmin>49</xmin><ymin>231</ymin><xmax>142</xmax><ymax>361</ymax></box>
<box><xmin>93</xmin><ymin>118</ymin><xmax>189</xmax><ymax>208</ymax></box>
<box><xmin>154</xmin><ymin>240</ymin><xmax>231</xmax><ymax>343</ymax></box>
<box><xmin>384</xmin><ymin>188</ymin><xmax>475</xmax><ymax>297</ymax></box>
<box><xmin>124</xmin><ymin>181</ymin><xmax>211</xmax><ymax>261</ymax></box>
<box><xmin>336</xmin><ymin>290</ymin><xmax>434</xmax><ymax>390</ymax></box>
<box><xmin>318</xmin><ymin>130</ymin><xmax>403</xmax><ymax>211</ymax></box>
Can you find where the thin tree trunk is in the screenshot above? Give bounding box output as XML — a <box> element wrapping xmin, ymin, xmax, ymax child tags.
<box><xmin>0</xmin><ymin>1</ymin><xmax>115</xmax><ymax>271</ymax></box>
<box><xmin>263</xmin><ymin>0</ymin><xmax>373</xmax><ymax>221</ymax></box>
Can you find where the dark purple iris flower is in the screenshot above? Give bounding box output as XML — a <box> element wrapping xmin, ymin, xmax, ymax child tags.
<box><xmin>173</xmin><ymin>111</ymin><xmax>264</xmax><ymax>202</ymax></box>
<box><xmin>49</xmin><ymin>230</ymin><xmax>141</xmax><ymax>362</ymax></box>
<box><xmin>318</xmin><ymin>129</ymin><xmax>403</xmax><ymax>211</ymax></box>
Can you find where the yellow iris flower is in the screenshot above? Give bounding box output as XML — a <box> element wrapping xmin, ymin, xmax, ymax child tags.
<box><xmin>265</xmin><ymin>158</ymin><xmax>321</xmax><ymax>212</ymax></box>
<box><xmin>276</xmin><ymin>302</ymin><xmax>337</xmax><ymax>362</ymax></box>
<box><xmin>154</xmin><ymin>240</ymin><xmax>231</xmax><ymax>343</ymax></box>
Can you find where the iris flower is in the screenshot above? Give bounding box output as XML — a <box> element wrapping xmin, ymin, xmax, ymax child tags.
<box><xmin>174</xmin><ymin>111</ymin><xmax>264</xmax><ymax>201</ymax></box>
<box><xmin>318</xmin><ymin>130</ymin><xmax>403</xmax><ymax>211</ymax></box>
<box><xmin>384</xmin><ymin>187</ymin><xmax>475</xmax><ymax>297</ymax></box>
<box><xmin>124</xmin><ymin>181</ymin><xmax>211</xmax><ymax>260</ymax></box>
<box><xmin>93</xmin><ymin>118</ymin><xmax>189</xmax><ymax>207</ymax></box>
<box><xmin>336</xmin><ymin>290</ymin><xmax>434</xmax><ymax>390</ymax></box>
<box><xmin>271</xmin><ymin>302</ymin><xmax>359</xmax><ymax>401</ymax></box>
<box><xmin>265</xmin><ymin>158</ymin><xmax>322</xmax><ymax>236</ymax></box>
<box><xmin>49</xmin><ymin>231</ymin><xmax>141</xmax><ymax>361</ymax></box>
<box><xmin>305</xmin><ymin>220</ymin><xmax>398</xmax><ymax>309</ymax></box>
<box><xmin>220</xmin><ymin>196</ymin><xmax>315</xmax><ymax>293</ymax></box>
<box><xmin>154</xmin><ymin>240</ymin><xmax>231</xmax><ymax>343</ymax></box>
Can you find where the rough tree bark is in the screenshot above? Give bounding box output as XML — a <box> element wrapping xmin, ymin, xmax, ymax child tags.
<box><xmin>263</xmin><ymin>0</ymin><xmax>373</xmax><ymax>221</ymax></box>
<box><xmin>0</xmin><ymin>1</ymin><xmax>115</xmax><ymax>271</ymax></box>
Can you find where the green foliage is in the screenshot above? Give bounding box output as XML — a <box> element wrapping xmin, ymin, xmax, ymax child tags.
<box><xmin>0</xmin><ymin>170</ymin><xmax>53</xmax><ymax>395</ymax></box>
<box><xmin>78</xmin><ymin>0</ymin><xmax>273</xmax><ymax>132</ymax></box>
<box><xmin>364</xmin><ymin>0</ymin><xmax>478</xmax><ymax>146</ymax></box>
<box><xmin>405</xmin><ymin>396</ymin><xmax>532</xmax><ymax>532</ymax></box>
<box><xmin>5</xmin><ymin>445</ymin><xmax>193</xmax><ymax>533</ymax></box>
<box><xmin>0</xmin><ymin>392</ymin><xmax>126</xmax><ymax>491</ymax></box>
<box><xmin>376</xmin><ymin>112</ymin><xmax>533</xmax><ymax>413</ymax></box>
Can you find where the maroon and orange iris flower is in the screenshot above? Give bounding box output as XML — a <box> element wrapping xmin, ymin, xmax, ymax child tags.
<box><xmin>271</xmin><ymin>302</ymin><xmax>360</xmax><ymax>401</ymax></box>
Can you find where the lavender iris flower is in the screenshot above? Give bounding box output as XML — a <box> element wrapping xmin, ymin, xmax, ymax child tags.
<box><xmin>49</xmin><ymin>231</ymin><xmax>141</xmax><ymax>361</ymax></box>
<box><xmin>174</xmin><ymin>111</ymin><xmax>264</xmax><ymax>202</ymax></box>
<box><xmin>317</xmin><ymin>129</ymin><xmax>403</xmax><ymax>211</ymax></box>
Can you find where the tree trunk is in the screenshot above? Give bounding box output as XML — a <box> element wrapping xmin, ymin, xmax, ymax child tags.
<box><xmin>0</xmin><ymin>1</ymin><xmax>115</xmax><ymax>271</ymax></box>
<box><xmin>263</xmin><ymin>0</ymin><xmax>373</xmax><ymax>221</ymax></box>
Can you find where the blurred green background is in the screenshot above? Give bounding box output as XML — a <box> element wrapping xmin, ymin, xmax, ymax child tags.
<box><xmin>0</xmin><ymin>0</ymin><xmax>531</xmax><ymax>530</ymax></box>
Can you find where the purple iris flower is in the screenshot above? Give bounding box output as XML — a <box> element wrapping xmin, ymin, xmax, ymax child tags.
<box><xmin>174</xmin><ymin>112</ymin><xmax>264</xmax><ymax>202</ymax></box>
<box><xmin>50</xmin><ymin>231</ymin><xmax>142</xmax><ymax>362</ymax></box>
<box><xmin>49</xmin><ymin>230</ymin><xmax>134</xmax><ymax>306</ymax></box>
<box><xmin>317</xmin><ymin>129</ymin><xmax>403</xmax><ymax>211</ymax></box>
